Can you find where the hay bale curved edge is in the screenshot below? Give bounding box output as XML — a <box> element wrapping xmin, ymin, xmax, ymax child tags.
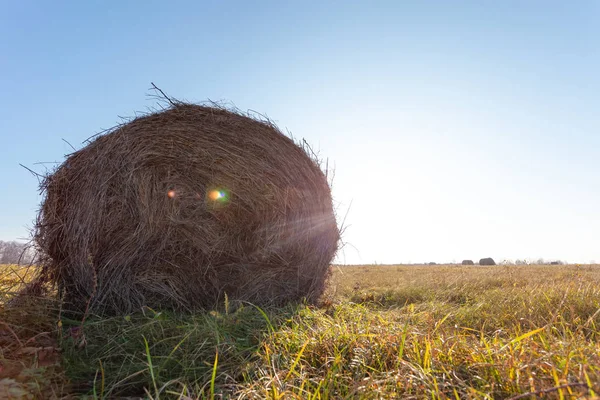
<box><xmin>33</xmin><ymin>103</ymin><xmax>340</xmax><ymax>315</ymax></box>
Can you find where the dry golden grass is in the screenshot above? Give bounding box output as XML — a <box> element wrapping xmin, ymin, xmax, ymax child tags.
<box><xmin>0</xmin><ymin>264</ymin><xmax>38</xmax><ymax>302</ymax></box>
<box><xmin>1</xmin><ymin>263</ymin><xmax>599</xmax><ymax>399</ymax></box>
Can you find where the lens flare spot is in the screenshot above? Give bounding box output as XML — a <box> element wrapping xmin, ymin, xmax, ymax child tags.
<box><xmin>167</xmin><ymin>190</ymin><xmax>176</xmax><ymax>199</ymax></box>
<box><xmin>208</xmin><ymin>190</ymin><xmax>225</xmax><ymax>201</ymax></box>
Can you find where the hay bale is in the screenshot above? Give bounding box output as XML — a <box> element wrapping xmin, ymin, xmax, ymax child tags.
<box><xmin>479</xmin><ymin>257</ymin><xmax>496</xmax><ymax>266</ymax></box>
<box><xmin>461</xmin><ymin>259</ymin><xmax>474</xmax><ymax>265</ymax></box>
<box><xmin>34</xmin><ymin>103</ymin><xmax>339</xmax><ymax>315</ymax></box>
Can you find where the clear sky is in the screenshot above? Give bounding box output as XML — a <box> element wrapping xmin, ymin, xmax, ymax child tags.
<box><xmin>1</xmin><ymin>1</ymin><xmax>599</xmax><ymax>264</ymax></box>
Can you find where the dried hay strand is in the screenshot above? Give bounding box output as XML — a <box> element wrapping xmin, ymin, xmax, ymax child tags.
<box><xmin>33</xmin><ymin>102</ymin><xmax>339</xmax><ymax>315</ymax></box>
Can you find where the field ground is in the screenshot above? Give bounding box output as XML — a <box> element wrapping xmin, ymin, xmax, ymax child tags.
<box><xmin>1</xmin><ymin>264</ymin><xmax>600</xmax><ymax>399</ymax></box>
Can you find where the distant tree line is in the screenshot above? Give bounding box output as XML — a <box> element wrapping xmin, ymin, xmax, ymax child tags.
<box><xmin>423</xmin><ymin>258</ymin><xmax>568</xmax><ymax>266</ymax></box>
<box><xmin>500</xmin><ymin>258</ymin><xmax>567</xmax><ymax>265</ymax></box>
<box><xmin>0</xmin><ymin>240</ymin><xmax>36</xmax><ymax>265</ymax></box>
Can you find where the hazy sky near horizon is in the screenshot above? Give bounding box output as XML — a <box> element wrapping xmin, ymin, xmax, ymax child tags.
<box><xmin>1</xmin><ymin>1</ymin><xmax>599</xmax><ymax>264</ymax></box>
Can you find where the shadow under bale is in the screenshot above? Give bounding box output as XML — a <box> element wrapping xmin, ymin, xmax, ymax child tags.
<box><xmin>33</xmin><ymin>103</ymin><xmax>339</xmax><ymax>315</ymax></box>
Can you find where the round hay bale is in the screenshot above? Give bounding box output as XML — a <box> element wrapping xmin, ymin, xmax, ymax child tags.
<box><xmin>34</xmin><ymin>103</ymin><xmax>339</xmax><ymax>314</ymax></box>
<box><xmin>461</xmin><ymin>259</ymin><xmax>474</xmax><ymax>265</ymax></box>
<box><xmin>479</xmin><ymin>257</ymin><xmax>496</xmax><ymax>266</ymax></box>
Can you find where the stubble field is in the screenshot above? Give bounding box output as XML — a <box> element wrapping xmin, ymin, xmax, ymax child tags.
<box><xmin>1</xmin><ymin>263</ymin><xmax>599</xmax><ymax>399</ymax></box>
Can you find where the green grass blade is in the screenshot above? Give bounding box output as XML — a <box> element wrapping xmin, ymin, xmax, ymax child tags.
<box><xmin>143</xmin><ymin>335</ymin><xmax>159</xmax><ymax>399</ymax></box>
<box><xmin>285</xmin><ymin>339</ymin><xmax>310</xmax><ymax>381</ymax></box>
<box><xmin>500</xmin><ymin>326</ymin><xmax>546</xmax><ymax>352</ymax></box>
<box><xmin>210</xmin><ymin>349</ymin><xmax>218</xmax><ymax>400</ymax></box>
<box><xmin>243</xmin><ymin>301</ymin><xmax>274</xmax><ymax>333</ymax></box>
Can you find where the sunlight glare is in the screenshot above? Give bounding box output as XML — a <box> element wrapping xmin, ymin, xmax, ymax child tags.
<box><xmin>208</xmin><ymin>189</ymin><xmax>226</xmax><ymax>201</ymax></box>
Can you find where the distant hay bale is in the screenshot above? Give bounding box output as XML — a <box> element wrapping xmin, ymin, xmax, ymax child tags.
<box><xmin>33</xmin><ymin>102</ymin><xmax>339</xmax><ymax>315</ymax></box>
<box><xmin>461</xmin><ymin>260</ymin><xmax>474</xmax><ymax>265</ymax></box>
<box><xmin>479</xmin><ymin>257</ymin><xmax>496</xmax><ymax>266</ymax></box>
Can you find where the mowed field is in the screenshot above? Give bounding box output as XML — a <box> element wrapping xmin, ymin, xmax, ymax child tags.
<box><xmin>1</xmin><ymin>264</ymin><xmax>600</xmax><ymax>399</ymax></box>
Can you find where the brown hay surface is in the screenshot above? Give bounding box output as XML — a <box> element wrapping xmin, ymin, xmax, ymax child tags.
<box><xmin>34</xmin><ymin>103</ymin><xmax>339</xmax><ymax>314</ymax></box>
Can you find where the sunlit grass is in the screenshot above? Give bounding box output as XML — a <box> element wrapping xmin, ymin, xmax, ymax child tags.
<box><xmin>0</xmin><ymin>264</ymin><xmax>37</xmax><ymax>301</ymax></box>
<box><xmin>1</xmin><ymin>264</ymin><xmax>599</xmax><ymax>398</ymax></box>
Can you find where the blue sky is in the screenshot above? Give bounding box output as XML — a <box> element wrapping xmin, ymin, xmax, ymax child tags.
<box><xmin>1</xmin><ymin>1</ymin><xmax>599</xmax><ymax>263</ymax></box>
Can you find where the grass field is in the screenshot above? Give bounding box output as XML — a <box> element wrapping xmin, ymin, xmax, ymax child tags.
<box><xmin>1</xmin><ymin>264</ymin><xmax>600</xmax><ymax>399</ymax></box>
